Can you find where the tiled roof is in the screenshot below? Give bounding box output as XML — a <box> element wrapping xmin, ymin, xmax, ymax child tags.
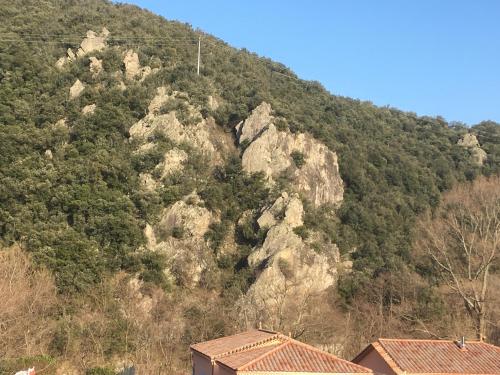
<box><xmin>217</xmin><ymin>342</ymin><xmax>282</xmax><ymax>369</ymax></box>
<box><xmin>190</xmin><ymin>329</ymin><xmax>279</xmax><ymax>359</ymax></box>
<box><xmin>191</xmin><ymin>329</ymin><xmax>373</xmax><ymax>374</ymax></box>
<box><xmin>239</xmin><ymin>340</ymin><xmax>373</xmax><ymax>373</ymax></box>
<box><xmin>355</xmin><ymin>338</ymin><xmax>500</xmax><ymax>375</ymax></box>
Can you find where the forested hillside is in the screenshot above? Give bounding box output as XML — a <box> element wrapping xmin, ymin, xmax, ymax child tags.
<box><xmin>0</xmin><ymin>1</ymin><xmax>498</xmax><ymax>373</ymax></box>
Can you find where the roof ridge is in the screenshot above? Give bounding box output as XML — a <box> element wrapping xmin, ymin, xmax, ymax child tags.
<box><xmin>190</xmin><ymin>329</ymin><xmax>280</xmax><ymax>359</ymax></box>
<box><xmin>379</xmin><ymin>338</ymin><xmax>456</xmax><ymax>343</ymax></box>
<box><xmin>214</xmin><ymin>335</ymin><xmax>281</xmax><ymax>359</ymax></box>
<box><xmin>286</xmin><ymin>337</ymin><xmax>373</xmax><ymax>373</ymax></box>
<box><xmin>237</xmin><ymin>339</ymin><xmax>290</xmax><ymax>370</ymax></box>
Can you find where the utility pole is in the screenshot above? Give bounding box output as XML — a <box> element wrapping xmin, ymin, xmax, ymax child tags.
<box><xmin>197</xmin><ymin>35</ymin><xmax>201</xmax><ymax>76</ymax></box>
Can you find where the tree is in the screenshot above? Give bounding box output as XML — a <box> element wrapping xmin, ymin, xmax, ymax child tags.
<box><xmin>416</xmin><ymin>176</ymin><xmax>499</xmax><ymax>341</ymax></box>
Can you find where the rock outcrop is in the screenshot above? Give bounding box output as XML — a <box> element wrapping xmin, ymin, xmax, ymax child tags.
<box><xmin>129</xmin><ymin>87</ymin><xmax>223</xmax><ymax>163</ymax></box>
<box><xmin>236</xmin><ymin>102</ymin><xmax>273</xmax><ymax>144</ymax></box>
<box><xmin>56</xmin><ymin>28</ymin><xmax>109</xmax><ymax>68</ymax></box>
<box><xmin>240</xmin><ymin>193</ymin><xmax>337</xmax><ymax>316</ymax></box>
<box><xmin>69</xmin><ymin>79</ymin><xmax>85</xmax><ymax>99</ymax></box>
<box><xmin>123</xmin><ymin>49</ymin><xmax>158</xmax><ymax>81</ymax></box>
<box><xmin>143</xmin><ymin>194</ymin><xmax>215</xmax><ymax>288</ymax></box>
<box><xmin>458</xmin><ymin>133</ymin><xmax>487</xmax><ymax>166</ymax></box>
<box><xmin>89</xmin><ymin>56</ymin><xmax>103</xmax><ymax>78</ymax></box>
<box><xmin>237</xmin><ymin>103</ymin><xmax>344</xmax><ymax>207</ymax></box>
<box><xmin>156</xmin><ymin>148</ymin><xmax>188</xmax><ymax>179</ymax></box>
<box><xmin>81</xmin><ymin>103</ymin><xmax>96</xmax><ymax>115</ymax></box>
<box><xmin>76</xmin><ymin>28</ymin><xmax>109</xmax><ymax>57</ymax></box>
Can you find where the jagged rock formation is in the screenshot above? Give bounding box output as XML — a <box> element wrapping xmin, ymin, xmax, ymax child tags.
<box><xmin>69</xmin><ymin>79</ymin><xmax>85</xmax><ymax>99</ymax></box>
<box><xmin>236</xmin><ymin>102</ymin><xmax>273</xmax><ymax>143</ymax></box>
<box><xmin>129</xmin><ymin>87</ymin><xmax>225</xmax><ymax>163</ymax></box>
<box><xmin>56</xmin><ymin>28</ymin><xmax>109</xmax><ymax>68</ymax></box>
<box><xmin>240</xmin><ymin>193</ymin><xmax>337</xmax><ymax>319</ymax></box>
<box><xmin>89</xmin><ymin>56</ymin><xmax>103</xmax><ymax>78</ymax></box>
<box><xmin>238</xmin><ymin>103</ymin><xmax>344</xmax><ymax>207</ymax></box>
<box><xmin>458</xmin><ymin>133</ymin><xmax>487</xmax><ymax>166</ymax></box>
<box><xmin>143</xmin><ymin>194</ymin><xmax>215</xmax><ymax>288</ymax></box>
<box><xmin>77</xmin><ymin>28</ymin><xmax>109</xmax><ymax>57</ymax></box>
<box><xmin>123</xmin><ymin>49</ymin><xmax>158</xmax><ymax>81</ymax></box>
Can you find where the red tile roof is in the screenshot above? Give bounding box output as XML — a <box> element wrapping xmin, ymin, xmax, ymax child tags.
<box><xmin>191</xmin><ymin>329</ymin><xmax>373</xmax><ymax>374</ymax></box>
<box><xmin>240</xmin><ymin>339</ymin><xmax>373</xmax><ymax>373</ymax></box>
<box><xmin>217</xmin><ymin>342</ymin><xmax>282</xmax><ymax>369</ymax></box>
<box><xmin>190</xmin><ymin>329</ymin><xmax>279</xmax><ymax>359</ymax></box>
<box><xmin>354</xmin><ymin>338</ymin><xmax>500</xmax><ymax>375</ymax></box>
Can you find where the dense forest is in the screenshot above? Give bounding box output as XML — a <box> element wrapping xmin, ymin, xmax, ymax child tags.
<box><xmin>0</xmin><ymin>1</ymin><xmax>499</xmax><ymax>373</ymax></box>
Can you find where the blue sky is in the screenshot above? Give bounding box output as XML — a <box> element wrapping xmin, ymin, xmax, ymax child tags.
<box><xmin>123</xmin><ymin>1</ymin><xmax>500</xmax><ymax>125</ymax></box>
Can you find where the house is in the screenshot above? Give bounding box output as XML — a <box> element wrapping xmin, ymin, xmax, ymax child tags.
<box><xmin>190</xmin><ymin>329</ymin><xmax>373</xmax><ymax>375</ymax></box>
<box><xmin>352</xmin><ymin>338</ymin><xmax>500</xmax><ymax>375</ymax></box>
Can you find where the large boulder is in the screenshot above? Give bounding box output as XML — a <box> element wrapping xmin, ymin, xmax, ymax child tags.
<box><xmin>69</xmin><ymin>79</ymin><xmax>85</xmax><ymax>99</ymax></box>
<box><xmin>239</xmin><ymin>114</ymin><xmax>344</xmax><ymax>207</ymax></box>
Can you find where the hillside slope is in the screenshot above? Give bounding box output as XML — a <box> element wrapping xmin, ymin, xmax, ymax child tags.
<box><xmin>0</xmin><ymin>0</ymin><xmax>498</xmax><ymax>372</ymax></box>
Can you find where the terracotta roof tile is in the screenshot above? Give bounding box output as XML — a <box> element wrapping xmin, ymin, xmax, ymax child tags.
<box><xmin>190</xmin><ymin>329</ymin><xmax>279</xmax><ymax>359</ymax></box>
<box><xmin>240</xmin><ymin>339</ymin><xmax>372</xmax><ymax>373</ymax></box>
<box><xmin>371</xmin><ymin>339</ymin><xmax>500</xmax><ymax>374</ymax></box>
<box><xmin>191</xmin><ymin>330</ymin><xmax>373</xmax><ymax>373</ymax></box>
<box><xmin>217</xmin><ymin>342</ymin><xmax>282</xmax><ymax>369</ymax></box>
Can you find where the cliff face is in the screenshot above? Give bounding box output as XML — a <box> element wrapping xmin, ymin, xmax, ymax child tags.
<box><xmin>237</xmin><ymin>103</ymin><xmax>344</xmax><ymax>207</ymax></box>
<box><xmin>130</xmin><ymin>92</ymin><xmax>345</xmax><ymax>292</ymax></box>
<box><xmin>240</xmin><ymin>193</ymin><xmax>338</xmax><ymax>323</ymax></box>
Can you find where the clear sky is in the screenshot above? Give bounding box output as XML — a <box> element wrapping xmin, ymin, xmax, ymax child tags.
<box><xmin>122</xmin><ymin>0</ymin><xmax>500</xmax><ymax>125</ymax></box>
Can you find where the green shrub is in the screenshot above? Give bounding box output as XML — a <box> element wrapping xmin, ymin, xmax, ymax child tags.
<box><xmin>290</xmin><ymin>151</ymin><xmax>306</xmax><ymax>168</ymax></box>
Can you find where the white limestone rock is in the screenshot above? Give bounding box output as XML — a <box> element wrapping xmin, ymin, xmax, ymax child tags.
<box><xmin>241</xmin><ymin>194</ymin><xmax>337</xmax><ymax>315</ymax></box>
<box><xmin>156</xmin><ymin>148</ymin><xmax>188</xmax><ymax>179</ymax></box>
<box><xmin>69</xmin><ymin>79</ymin><xmax>85</xmax><ymax>99</ymax></box>
<box><xmin>89</xmin><ymin>56</ymin><xmax>103</xmax><ymax>78</ymax></box>
<box><xmin>81</xmin><ymin>103</ymin><xmax>96</xmax><ymax>115</ymax></box>
<box><xmin>236</xmin><ymin>102</ymin><xmax>273</xmax><ymax>144</ymax></box>
<box><xmin>76</xmin><ymin>28</ymin><xmax>109</xmax><ymax>57</ymax></box>
<box><xmin>123</xmin><ymin>49</ymin><xmax>159</xmax><ymax>81</ymax></box>
<box><xmin>241</xmin><ymin>121</ymin><xmax>344</xmax><ymax>207</ymax></box>
<box><xmin>139</xmin><ymin>172</ymin><xmax>158</xmax><ymax>192</ymax></box>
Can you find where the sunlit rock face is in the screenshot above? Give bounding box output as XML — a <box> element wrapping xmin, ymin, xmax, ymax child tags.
<box><xmin>238</xmin><ymin>102</ymin><xmax>344</xmax><ymax>207</ymax></box>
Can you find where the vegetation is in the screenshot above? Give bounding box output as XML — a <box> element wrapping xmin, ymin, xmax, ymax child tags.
<box><xmin>0</xmin><ymin>0</ymin><xmax>498</xmax><ymax>372</ymax></box>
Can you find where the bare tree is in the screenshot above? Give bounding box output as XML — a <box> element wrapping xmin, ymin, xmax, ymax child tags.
<box><xmin>416</xmin><ymin>176</ymin><xmax>500</xmax><ymax>341</ymax></box>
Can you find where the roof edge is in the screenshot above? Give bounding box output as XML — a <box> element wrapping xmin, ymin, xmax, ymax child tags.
<box><xmin>237</xmin><ymin>340</ymin><xmax>290</xmax><ymax>371</ymax></box>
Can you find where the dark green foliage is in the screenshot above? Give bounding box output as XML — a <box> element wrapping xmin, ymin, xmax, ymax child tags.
<box><xmin>290</xmin><ymin>150</ymin><xmax>306</xmax><ymax>168</ymax></box>
<box><xmin>139</xmin><ymin>252</ymin><xmax>171</xmax><ymax>291</ymax></box>
<box><xmin>293</xmin><ymin>225</ymin><xmax>309</xmax><ymax>240</ymax></box>
<box><xmin>201</xmin><ymin>157</ymin><xmax>270</xmax><ymax>223</ymax></box>
<box><xmin>0</xmin><ymin>0</ymin><xmax>498</xmax><ymax>301</ymax></box>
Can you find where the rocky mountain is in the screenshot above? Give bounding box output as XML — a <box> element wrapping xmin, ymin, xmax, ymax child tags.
<box><xmin>0</xmin><ymin>0</ymin><xmax>499</xmax><ymax>373</ymax></box>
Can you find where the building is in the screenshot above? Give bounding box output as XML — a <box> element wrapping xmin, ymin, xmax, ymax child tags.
<box><xmin>190</xmin><ymin>329</ymin><xmax>373</xmax><ymax>375</ymax></box>
<box><xmin>352</xmin><ymin>338</ymin><xmax>500</xmax><ymax>375</ymax></box>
